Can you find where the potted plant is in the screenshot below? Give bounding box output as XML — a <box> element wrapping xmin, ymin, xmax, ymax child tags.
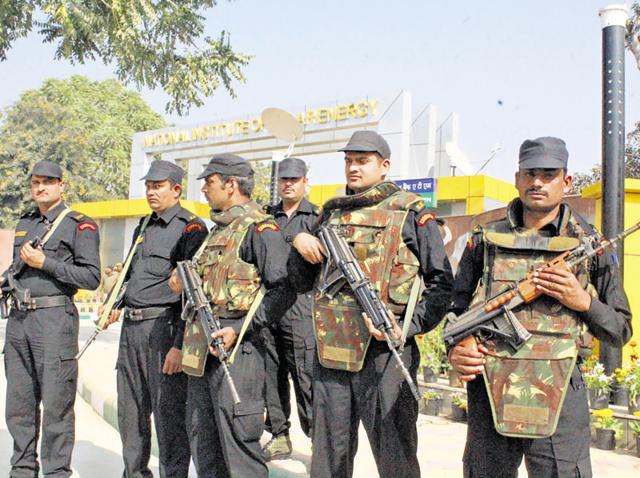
<box><xmin>591</xmin><ymin>408</ymin><xmax>623</xmax><ymax>450</ymax></box>
<box><xmin>582</xmin><ymin>360</ymin><xmax>611</xmax><ymax>409</ymax></box>
<box><xmin>629</xmin><ymin>411</ymin><xmax>640</xmax><ymax>458</ymax></box>
<box><xmin>619</xmin><ymin>342</ymin><xmax>640</xmax><ymax>414</ymax></box>
<box><xmin>421</xmin><ymin>390</ymin><xmax>443</xmax><ymax>416</ymax></box>
<box><xmin>416</xmin><ymin>324</ymin><xmax>447</xmax><ymax>383</ymax></box>
<box><xmin>450</xmin><ymin>392</ymin><xmax>468</xmax><ymax>422</ymax></box>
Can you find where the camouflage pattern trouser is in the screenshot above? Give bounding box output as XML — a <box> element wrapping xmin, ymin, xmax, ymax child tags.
<box><xmin>263</xmin><ymin>315</ymin><xmax>314</xmax><ymax>438</ymax></box>
<box><xmin>311</xmin><ymin>339</ymin><xmax>421</xmax><ymax>478</ymax></box>
<box><xmin>3</xmin><ymin>302</ymin><xmax>77</xmax><ymax>478</ymax></box>
<box><xmin>188</xmin><ymin>338</ymin><xmax>268</xmax><ymax>478</ymax></box>
<box><xmin>116</xmin><ymin>312</ymin><xmax>190</xmax><ymax>478</ymax></box>
<box><xmin>463</xmin><ymin>364</ymin><xmax>592</xmax><ymax>478</ymax></box>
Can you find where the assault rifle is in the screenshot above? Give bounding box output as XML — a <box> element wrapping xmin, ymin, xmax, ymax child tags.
<box><xmin>176</xmin><ymin>260</ymin><xmax>241</xmax><ymax>405</ymax></box>
<box><xmin>443</xmin><ymin>221</ymin><xmax>640</xmax><ymax>351</ymax></box>
<box><xmin>318</xmin><ymin>225</ymin><xmax>421</xmax><ymax>402</ymax></box>
<box><xmin>0</xmin><ymin>224</ymin><xmax>52</xmax><ymax>319</ymax></box>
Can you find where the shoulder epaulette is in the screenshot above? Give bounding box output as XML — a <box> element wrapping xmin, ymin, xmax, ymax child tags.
<box><xmin>68</xmin><ymin>211</ymin><xmax>90</xmax><ymax>222</ymax></box>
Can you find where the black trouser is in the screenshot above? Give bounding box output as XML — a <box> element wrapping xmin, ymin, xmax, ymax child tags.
<box><xmin>3</xmin><ymin>300</ymin><xmax>78</xmax><ymax>478</ymax></box>
<box><xmin>311</xmin><ymin>339</ymin><xmax>420</xmax><ymax>478</ymax></box>
<box><xmin>116</xmin><ymin>312</ymin><xmax>190</xmax><ymax>478</ymax></box>
<box><xmin>463</xmin><ymin>364</ymin><xmax>592</xmax><ymax>478</ymax></box>
<box><xmin>263</xmin><ymin>316</ymin><xmax>314</xmax><ymax>438</ymax></box>
<box><xmin>188</xmin><ymin>338</ymin><xmax>268</xmax><ymax>478</ymax></box>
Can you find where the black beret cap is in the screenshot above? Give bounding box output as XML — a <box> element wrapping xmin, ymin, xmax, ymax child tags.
<box><xmin>519</xmin><ymin>137</ymin><xmax>569</xmax><ymax>169</ymax></box>
<box><xmin>31</xmin><ymin>160</ymin><xmax>63</xmax><ymax>179</ymax></box>
<box><xmin>197</xmin><ymin>153</ymin><xmax>253</xmax><ymax>179</ymax></box>
<box><xmin>141</xmin><ymin>160</ymin><xmax>184</xmax><ymax>184</ymax></box>
<box><xmin>278</xmin><ymin>157</ymin><xmax>307</xmax><ymax>178</ymax></box>
<box><xmin>339</xmin><ymin>130</ymin><xmax>391</xmax><ymax>159</ymax></box>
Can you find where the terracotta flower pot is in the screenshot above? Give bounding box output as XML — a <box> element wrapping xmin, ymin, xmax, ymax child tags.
<box><xmin>422</xmin><ymin>368</ymin><xmax>438</xmax><ymax>383</ymax></box>
<box><xmin>588</xmin><ymin>389</ymin><xmax>609</xmax><ymax>410</ymax></box>
<box><xmin>450</xmin><ymin>404</ymin><xmax>467</xmax><ymax>422</ymax></box>
<box><xmin>594</xmin><ymin>428</ymin><xmax>616</xmax><ymax>450</ymax></box>
<box><xmin>422</xmin><ymin>398</ymin><xmax>442</xmax><ymax>416</ymax></box>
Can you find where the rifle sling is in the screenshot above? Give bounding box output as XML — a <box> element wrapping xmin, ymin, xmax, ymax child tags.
<box><xmin>400</xmin><ymin>275</ymin><xmax>423</xmax><ymax>347</ymax></box>
<box><xmin>40</xmin><ymin>208</ymin><xmax>71</xmax><ymax>246</ymax></box>
<box><xmin>97</xmin><ymin>215</ymin><xmax>151</xmax><ymax>327</ymax></box>
<box><xmin>227</xmin><ymin>286</ymin><xmax>266</xmax><ymax>364</ymax></box>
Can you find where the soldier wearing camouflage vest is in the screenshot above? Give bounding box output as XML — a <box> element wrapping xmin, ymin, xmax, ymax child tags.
<box><xmin>448</xmin><ymin>137</ymin><xmax>632</xmax><ymax>477</ymax></box>
<box><xmin>169</xmin><ymin>153</ymin><xmax>293</xmax><ymax>478</ymax></box>
<box><xmin>290</xmin><ymin>131</ymin><xmax>454</xmax><ymax>477</ymax></box>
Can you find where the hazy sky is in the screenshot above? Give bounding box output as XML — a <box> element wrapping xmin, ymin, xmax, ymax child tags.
<box><xmin>1</xmin><ymin>0</ymin><xmax>639</xmax><ymax>182</ymax></box>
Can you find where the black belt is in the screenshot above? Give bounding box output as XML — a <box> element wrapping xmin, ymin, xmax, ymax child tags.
<box><xmin>16</xmin><ymin>295</ymin><xmax>68</xmax><ymax>311</ymax></box>
<box><xmin>124</xmin><ymin>306</ymin><xmax>172</xmax><ymax>322</ymax></box>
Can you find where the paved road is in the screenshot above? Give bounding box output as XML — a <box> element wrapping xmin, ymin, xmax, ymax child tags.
<box><xmin>1</xmin><ymin>320</ymin><xmax>639</xmax><ymax>477</ymax></box>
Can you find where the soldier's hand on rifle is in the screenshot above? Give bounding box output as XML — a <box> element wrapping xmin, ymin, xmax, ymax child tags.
<box><xmin>293</xmin><ymin>232</ymin><xmax>326</xmax><ymax>264</ymax></box>
<box><xmin>20</xmin><ymin>242</ymin><xmax>46</xmax><ymax>269</ymax></box>
<box><xmin>532</xmin><ymin>267</ymin><xmax>592</xmax><ymax>312</ymax></box>
<box><xmin>362</xmin><ymin>310</ymin><xmax>402</xmax><ymax>342</ymax></box>
<box><xmin>162</xmin><ymin>347</ymin><xmax>184</xmax><ymax>375</ymax></box>
<box><xmin>448</xmin><ymin>339</ymin><xmax>489</xmax><ymax>382</ymax></box>
<box><xmin>168</xmin><ymin>269</ymin><xmax>183</xmax><ymax>294</ymax></box>
<box><xmin>210</xmin><ymin>327</ymin><xmax>237</xmax><ymax>356</ymax></box>
<box><xmin>98</xmin><ymin>304</ymin><xmax>121</xmax><ymax>327</ymax></box>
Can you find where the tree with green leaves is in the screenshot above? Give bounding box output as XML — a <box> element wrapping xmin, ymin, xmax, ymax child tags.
<box><xmin>0</xmin><ymin>1</ymin><xmax>250</xmax><ymax>114</ymax></box>
<box><xmin>0</xmin><ymin>75</ymin><xmax>166</xmax><ymax>228</ymax></box>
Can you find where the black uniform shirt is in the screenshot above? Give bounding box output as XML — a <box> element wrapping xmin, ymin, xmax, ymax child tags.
<box><xmin>124</xmin><ymin>203</ymin><xmax>208</xmax><ymax>309</ymax></box>
<box><xmin>450</xmin><ymin>200</ymin><xmax>632</xmax><ymax>347</ymax></box>
<box><xmin>13</xmin><ymin>201</ymin><xmax>101</xmax><ymax>297</ymax></box>
<box><xmin>268</xmin><ymin>198</ymin><xmax>319</xmax><ymax>325</ymax></box>
<box><xmin>288</xmin><ymin>192</ymin><xmax>454</xmax><ymax>338</ymax></box>
<box><xmin>221</xmin><ymin>217</ymin><xmax>296</xmax><ymax>337</ymax></box>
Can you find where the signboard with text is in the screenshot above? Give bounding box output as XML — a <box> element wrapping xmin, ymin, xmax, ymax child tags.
<box><xmin>395</xmin><ymin>178</ymin><xmax>438</xmax><ymax>207</ymax></box>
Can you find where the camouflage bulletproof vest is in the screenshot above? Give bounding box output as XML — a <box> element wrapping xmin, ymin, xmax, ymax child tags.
<box><xmin>471</xmin><ymin>210</ymin><xmax>596</xmax><ymax>438</ymax></box>
<box><xmin>181</xmin><ymin>201</ymin><xmax>265</xmax><ymax>377</ymax></box>
<box><xmin>313</xmin><ymin>181</ymin><xmax>422</xmax><ymax>372</ymax></box>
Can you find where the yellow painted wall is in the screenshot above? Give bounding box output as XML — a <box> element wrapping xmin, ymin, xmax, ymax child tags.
<box><xmin>71</xmin><ymin>198</ymin><xmax>210</xmax><ymax>219</ymax></box>
<box><xmin>582</xmin><ymin>179</ymin><xmax>640</xmax><ymax>364</ymax></box>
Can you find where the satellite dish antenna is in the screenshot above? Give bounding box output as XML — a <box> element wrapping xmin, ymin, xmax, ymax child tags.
<box><xmin>261</xmin><ymin>107</ymin><xmax>303</xmax><ymax>158</ymax></box>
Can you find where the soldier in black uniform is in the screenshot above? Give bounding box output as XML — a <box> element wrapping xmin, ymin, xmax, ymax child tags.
<box><xmin>261</xmin><ymin>157</ymin><xmax>319</xmax><ymax>460</ymax></box>
<box><xmin>289</xmin><ymin>132</ymin><xmax>453</xmax><ymax>477</ymax></box>
<box><xmin>3</xmin><ymin>160</ymin><xmax>101</xmax><ymax>477</ymax></box>
<box><xmin>448</xmin><ymin>137</ymin><xmax>632</xmax><ymax>477</ymax></box>
<box><xmin>169</xmin><ymin>154</ymin><xmax>293</xmax><ymax>478</ymax></box>
<box><xmin>107</xmin><ymin>160</ymin><xmax>208</xmax><ymax>478</ymax></box>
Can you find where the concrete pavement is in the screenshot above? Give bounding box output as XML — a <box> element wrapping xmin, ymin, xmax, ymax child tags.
<box><xmin>1</xmin><ymin>319</ymin><xmax>639</xmax><ymax>476</ymax></box>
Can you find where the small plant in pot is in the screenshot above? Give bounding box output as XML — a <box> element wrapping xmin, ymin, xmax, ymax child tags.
<box><xmin>450</xmin><ymin>392</ymin><xmax>468</xmax><ymax>422</ymax></box>
<box><xmin>591</xmin><ymin>408</ymin><xmax>623</xmax><ymax>450</ymax></box>
<box><xmin>421</xmin><ymin>390</ymin><xmax>443</xmax><ymax>416</ymax></box>
<box><xmin>629</xmin><ymin>411</ymin><xmax>640</xmax><ymax>458</ymax></box>
<box><xmin>582</xmin><ymin>360</ymin><xmax>611</xmax><ymax>409</ymax></box>
<box><xmin>416</xmin><ymin>324</ymin><xmax>447</xmax><ymax>383</ymax></box>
